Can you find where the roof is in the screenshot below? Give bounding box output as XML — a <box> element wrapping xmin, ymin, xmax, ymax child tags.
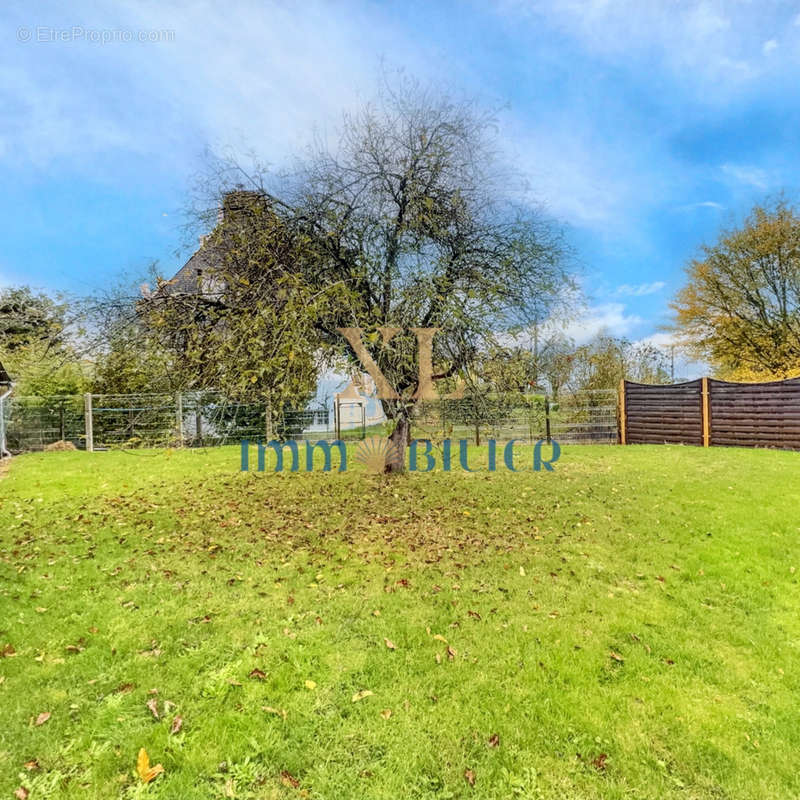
<box><xmin>159</xmin><ymin>189</ymin><xmax>268</xmax><ymax>298</ymax></box>
<box><xmin>159</xmin><ymin>241</ymin><xmax>224</xmax><ymax>296</ymax></box>
<box><xmin>336</xmin><ymin>381</ymin><xmax>366</xmax><ymax>403</ymax></box>
<box><xmin>0</xmin><ymin>359</ymin><xmax>11</xmax><ymax>385</ymax></box>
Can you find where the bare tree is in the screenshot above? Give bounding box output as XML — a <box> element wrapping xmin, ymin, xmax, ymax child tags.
<box><xmin>285</xmin><ymin>76</ymin><xmax>573</xmax><ymax>468</ymax></box>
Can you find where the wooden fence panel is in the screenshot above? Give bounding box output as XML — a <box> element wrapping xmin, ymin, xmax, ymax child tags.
<box><xmin>623</xmin><ymin>380</ymin><xmax>703</xmax><ymax>445</ymax></box>
<box><xmin>709</xmin><ymin>378</ymin><xmax>800</xmax><ymax>450</ymax></box>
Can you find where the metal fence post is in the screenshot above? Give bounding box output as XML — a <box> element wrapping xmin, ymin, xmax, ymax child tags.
<box><xmin>175</xmin><ymin>392</ymin><xmax>184</xmax><ymax>446</ymax></box>
<box><xmin>84</xmin><ymin>393</ymin><xmax>94</xmax><ymax>452</ymax></box>
<box><xmin>545</xmin><ymin>396</ymin><xmax>551</xmax><ymax>444</ymax></box>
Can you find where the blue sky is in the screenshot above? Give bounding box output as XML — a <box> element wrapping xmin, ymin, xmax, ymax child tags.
<box><xmin>3</xmin><ymin>0</ymin><xmax>800</xmax><ymax>368</ymax></box>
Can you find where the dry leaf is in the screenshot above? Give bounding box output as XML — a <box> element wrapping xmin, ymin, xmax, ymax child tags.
<box><xmin>136</xmin><ymin>748</ymin><xmax>164</xmax><ymax>783</ymax></box>
<box><xmin>14</xmin><ymin>787</ymin><xmax>29</xmax><ymax>800</ymax></box>
<box><xmin>384</xmin><ymin>638</ymin><xmax>396</xmax><ymax>650</ymax></box>
<box><xmin>488</xmin><ymin>733</ymin><xmax>500</xmax><ymax>748</ymax></box>
<box><xmin>592</xmin><ymin>753</ymin><xmax>608</xmax><ymax>771</ymax></box>
<box><xmin>447</xmin><ymin>646</ymin><xmax>457</xmax><ymax>661</ymax></box>
<box><xmin>170</xmin><ymin>715</ymin><xmax>183</xmax><ymax>734</ymax></box>
<box><xmin>34</xmin><ymin>712</ymin><xmax>51</xmax><ymax>726</ymax></box>
<box><xmin>435</xmin><ymin>653</ymin><xmax>442</xmax><ymax>664</ymax></box>
<box><xmin>380</xmin><ymin>709</ymin><xmax>392</xmax><ymax>719</ymax></box>
<box><xmin>280</xmin><ymin>770</ymin><xmax>300</xmax><ymax>788</ymax></box>
<box><xmin>467</xmin><ymin>610</ymin><xmax>481</xmax><ymax>620</ymax></box>
<box><xmin>464</xmin><ymin>768</ymin><xmax>476</xmax><ymax>786</ymax></box>
<box><xmin>23</xmin><ymin>759</ymin><xmax>40</xmax><ymax>771</ymax></box>
<box><xmin>262</xmin><ymin>706</ymin><xmax>288</xmax><ymax>720</ymax></box>
<box><xmin>1</xmin><ymin>643</ymin><xmax>16</xmax><ymax>658</ymax></box>
<box><xmin>304</xmin><ymin>680</ymin><xmax>317</xmax><ymax>690</ymax></box>
<box><xmin>146</xmin><ymin>698</ymin><xmax>159</xmax><ymax>719</ymax></box>
<box><xmin>433</xmin><ymin>634</ymin><xmax>448</xmax><ymax>644</ymax></box>
<box><xmin>249</xmin><ymin>668</ymin><xmax>267</xmax><ymax>680</ymax></box>
<box><xmin>352</xmin><ymin>689</ymin><xmax>374</xmax><ymax>702</ymax></box>
<box><xmin>609</xmin><ymin>651</ymin><xmax>624</xmax><ymax>663</ymax></box>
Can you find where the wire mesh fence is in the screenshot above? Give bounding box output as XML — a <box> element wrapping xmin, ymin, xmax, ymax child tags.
<box><xmin>3</xmin><ymin>388</ymin><xmax>618</xmax><ymax>453</ymax></box>
<box><xmin>412</xmin><ymin>389</ymin><xmax>618</xmax><ymax>444</ymax></box>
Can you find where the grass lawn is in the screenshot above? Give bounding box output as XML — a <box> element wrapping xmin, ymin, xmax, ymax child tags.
<box><xmin>1</xmin><ymin>443</ymin><xmax>800</xmax><ymax>799</ymax></box>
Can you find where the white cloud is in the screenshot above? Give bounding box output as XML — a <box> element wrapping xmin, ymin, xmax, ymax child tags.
<box><xmin>763</xmin><ymin>39</ymin><xmax>779</xmax><ymax>55</ymax></box>
<box><xmin>614</xmin><ymin>281</ymin><xmax>666</xmax><ymax>297</ymax></box>
<box><xmin>554</xmin><ymin>302</ymin><xmax>643</xmax><ymax>345</ymax></box>
<box><xmin>494</xmin><ymin>0</ymin><xmax>799</xmax><ymax>93</ymax></box>
<box><xmin>677</xmin><ymin>200</ymin><xmax>724</xmax><ymax>211</ymax></box>
<box><xmin>721</xmin><ymin>163</ymin><xmax>770</xmax><ymax>190</ymax></box>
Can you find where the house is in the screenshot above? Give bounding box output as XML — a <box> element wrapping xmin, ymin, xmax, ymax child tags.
<box><xmin>159</xmin><ymin>188</ymin><xmax>268</xmax><ymax>298</ymax></box>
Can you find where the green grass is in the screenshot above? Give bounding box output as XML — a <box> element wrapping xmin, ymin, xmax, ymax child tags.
<box><xmin>1</xmin><ymin>443</ymin><xmax>800</xmax><ymax>799</ymax></box>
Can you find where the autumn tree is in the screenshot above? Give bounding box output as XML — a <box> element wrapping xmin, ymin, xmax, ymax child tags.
<box><xmin>672</xmin><ymin>198</ymin><xmax>800</xmax><ymax>379</ymax></box>
<box><xmin>286</xmin><ymin>77</ymin><xmax>572</xmax><ymax>468</ymax></box>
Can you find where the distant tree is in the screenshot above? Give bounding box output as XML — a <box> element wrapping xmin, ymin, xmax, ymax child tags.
<box><xmin>672</xmin><ymin>198</ymin><xmax>800</xmax><ymax>379</ymax></box>
<box><xmin>568</xmin><ymin>334</ymin><xmax>670</xmax><ymax>392</ymax></box>
<box><xmin>0</xmin><ymin>286</ymin><xmax>87</xmax><ymax>395</ymax></box>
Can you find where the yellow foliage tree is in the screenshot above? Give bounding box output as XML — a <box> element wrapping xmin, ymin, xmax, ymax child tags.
<box><xmin>672</xmin><ymin>198</ymin><xmax>800</xmax><ymax>381</ymax></box>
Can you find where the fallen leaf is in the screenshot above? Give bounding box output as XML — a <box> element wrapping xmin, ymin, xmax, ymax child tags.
<box><xmin>352</xmin><ymin>690</ymin><xmax>374</xmax><ymax>702</ymax></box>
<box><xmin>280</xmin><ymin>770</ymin><xmax>300</xmax><ymax>788</ymax></box>
<box><xmin>34</xmin><ymin>712</ymin><xmax>51</xmax><ymax>726</ymax></box>
<box><xmin>433</xmin><ymin>634</ymin><xmax>448</xmax><ymax>644</ymax></box>
<box><xmin>519</xmin><ymin>566</ymin><xmax>526</xmax><ymax>576</ymax></box>
<box><xmin>136</xmin><ymin>748</ymin><xmax>164</xmax><ymax>783</ymax></box>
<box><xmin>1</xmin><ymin>643</ymin><xmax>16</xmax><ymax>657</ymax></box>
<box><xmin>592</xmin><ymin>753</ymin><xmax>608</xmax><ymax>772</ymax></box>
<box><xmin>465</xmin><ymin>768</ymin><xmax>476</xmax><ymax>786</ymax></box>
<box><xmin>14</xmin><ymin>787</ymin><xmax>29</xmax><ymax>800</ymax></box>
<box><xmin>384</xmin><ymin>638</ymin><xmax>396</xmax><ymax>650</ymax></box>
<box><xmin>372</xmin><ymin>609</ymin><xmax>381</xmax><ymax>617</ymax></box>
<box><xmin>447</xmin><ymin>646</ymin><xmax>457</xmax><ymax>661</ymax></box>
<box><xmin>262</xmin><ymin>706</ymin><xmax>288</xmax><ymax>720</ymax></box>
<box><xmin>609</xmin><ymin>651</ymin><xmax>624</xmax><ymax>663</ymax></box>
<box><xmin>304</xmin><ymin>680</ymin><xmax>317</xmax><ymax>690</ymax></box>
<box><xmin>23</xmin><ymin>759</ymin><xmax>40</xmax><ymax>771</ymax></box>
<box><xmin>467</xmin><ymin>610</ymin><xmax>481</xmax><ymax>621</ymax></box>
<box><xmin>146</xmin><ymin>698</ymin><xmax>159</xmax><ymax>719</ymax></box>
<box><xmin>488</xmin><ymin>733</ymin><xmax>500</xmax><ymax>748</ymax></box>
<box><xmin>380</xmin><ymin>709</ymin><xmax>392</xmax><ymax>719</ymax></box>
<box><xmin>170</xmin><ymin>715</ymin><xmax>183</xmax><ymax>734</ymax></box>
<box><xmin>249</xmin><ymin>668</ymin><xmax>267</xmax><ymax>680</ymax></box>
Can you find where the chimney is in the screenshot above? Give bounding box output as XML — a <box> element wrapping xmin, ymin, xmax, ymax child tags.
<box><xmin>220</xmin><ymin>187</ymin><xmax>265</xmax><ymax>225</ymax></box>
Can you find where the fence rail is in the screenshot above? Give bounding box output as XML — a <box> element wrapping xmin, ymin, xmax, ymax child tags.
<box><xmin>620</xmin><ymin>377</ymin><xmax>800</xmax><ymax>451</ymax></box>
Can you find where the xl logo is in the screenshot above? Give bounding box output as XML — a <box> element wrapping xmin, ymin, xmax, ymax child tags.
<box><xmin>337</xmin><ymin>327</ymin><xmax>463</xmax><ymax>401</ymax></box>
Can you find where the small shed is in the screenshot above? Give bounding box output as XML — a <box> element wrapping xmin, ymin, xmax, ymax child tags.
<box><xmin>334</xmin><ymin>380</ymin><xmax>367</xmax><ymax>438</ymax></box>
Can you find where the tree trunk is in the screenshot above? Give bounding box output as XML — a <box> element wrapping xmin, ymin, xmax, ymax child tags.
<box><xmin>387</xmin><ymin>415</ymin><xmax>410</xmax><ymax>473</ymax></box>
